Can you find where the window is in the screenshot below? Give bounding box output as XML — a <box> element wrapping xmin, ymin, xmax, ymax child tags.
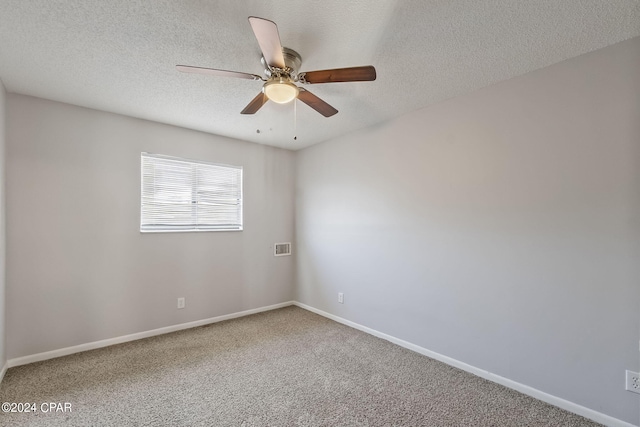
<box><xmin>141</xmin><ymin>153</ymin><xmax>243</xmax><ymax>232</ymax></box>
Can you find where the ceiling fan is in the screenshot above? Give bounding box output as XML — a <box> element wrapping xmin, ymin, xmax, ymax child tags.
<box><xmin>176</xmin><ymin>16</ymin><xmax>376</xmax><ymax>117</ymax></box>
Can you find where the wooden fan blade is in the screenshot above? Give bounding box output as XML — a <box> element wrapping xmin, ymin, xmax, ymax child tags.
<box><xmin>297</xmin><ymin>89</ymin><xmax>338</xmax><ymax>117</ymax></box>
<box><xmin>248</xmin><ymin>17</ymin><xmax>285</xmax><ymax>69</ymax></box>
<box><xmin>176</xmin><ymin>65</ymin><xmax>263</xmax><ymax>81</ymax></box>
<box><xmin>300</xmin><ymin>66</ymin><xmax>376</xmax><ymax>84</ymax></box>
<box><xmin>241</xmin><ymin>92</ymin><xmax>268</xmax><ymax>114</ymax></box>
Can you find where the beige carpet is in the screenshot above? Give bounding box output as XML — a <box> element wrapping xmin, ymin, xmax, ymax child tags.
<box><xmin>0</xmin><ymin>306</ymin><xmax>601</xmax><ymax>426</ymax></box>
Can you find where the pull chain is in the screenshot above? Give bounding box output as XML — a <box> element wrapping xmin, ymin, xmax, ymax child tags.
<box><xmin>293</xmin><ymin>98</ymin><xmax>297</xmax><ymax>141</ymax></box>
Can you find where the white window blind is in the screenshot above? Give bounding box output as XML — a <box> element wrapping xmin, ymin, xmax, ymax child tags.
<box><xmin>141</xmin><ymin>153</ymin><xmax>243</xmax><ymax>232</ymax></box>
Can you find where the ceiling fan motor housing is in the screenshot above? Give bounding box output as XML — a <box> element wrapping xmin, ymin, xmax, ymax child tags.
<box><xmin>262</xmin><ymin>47</ymin><xmax>302</xmax><ymax>79</ymax></box>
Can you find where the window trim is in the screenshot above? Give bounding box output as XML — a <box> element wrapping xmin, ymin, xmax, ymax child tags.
<box><xmin>140</xmin><ymin>152</ymin><xmax>243</xmax><ymax>233</ymax></box>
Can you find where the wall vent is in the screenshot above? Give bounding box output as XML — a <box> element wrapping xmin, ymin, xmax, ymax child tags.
<box><xmin>274</xmin><ymin>242</ymin><xmax>291</xmax><ymax>257</ymax></box>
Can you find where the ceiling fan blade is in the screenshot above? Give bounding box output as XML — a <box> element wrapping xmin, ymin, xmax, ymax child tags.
<box><xmin>176</xmin><ymin>65</ymin><xmax>263</xmax><ymax>81</ymax></box>
<box><xmin>299</xmin><ymin>66</ymin><xmax>376</xmax><ymax>84</ymax></box>
<box><xmin>248</xmin><ymin>17</ymin><xmax>286</xmax><ymax>69</ymax></box>
<box><xmin>297</xmin><ymin>88</ymin><xmax>338</xmax><ymax>117</ymax></box>
<box><xmin>241</xmin><ymin>92</ymin><xmax>268</xmax><ymax>114</ymax></box>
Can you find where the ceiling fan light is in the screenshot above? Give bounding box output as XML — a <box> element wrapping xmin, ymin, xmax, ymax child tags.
<box><xmin>263</xmin><ymin>78</ymin><xmax>299</xmax><ymax>104</ymax></box>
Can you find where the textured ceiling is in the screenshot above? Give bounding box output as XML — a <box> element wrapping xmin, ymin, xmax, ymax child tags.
<box><xmin>0</xmin><ymin>1</ymin><xmax>638</xmax><ymax>150</ymax></box>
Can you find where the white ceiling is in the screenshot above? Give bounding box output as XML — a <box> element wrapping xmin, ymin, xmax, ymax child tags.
<box><xmin>0</xmin><ymin>1</ymin><xmax>638</xmax><ymax>150</ymax></box>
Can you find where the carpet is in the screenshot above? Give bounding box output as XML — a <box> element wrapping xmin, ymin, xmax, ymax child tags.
<box><xmin>0</xmin><ymin>306</ymin><xmax>602</xmax><ymax>426</ymax></box>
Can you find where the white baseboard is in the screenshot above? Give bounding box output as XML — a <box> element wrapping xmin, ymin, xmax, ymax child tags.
<box><xmin>0</xmin><ymin>361</ymin><xmax>7</xmax><ymax>384</ymax></box>
<box><xmin>7</xmin><ymin>301</ymin><xmax>294</xmax><ymax>369</ymax></box>
<box><xmin>293</xmin><ymin>302</ymin><xmax>637</xmax><ymax>427</ymax></box>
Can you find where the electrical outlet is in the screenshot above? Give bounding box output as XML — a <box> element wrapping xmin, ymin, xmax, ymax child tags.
<box><xmin>177</xmin><ymin>297</ymin><xmax>185</xmax><ymax>309</ymax></box>
<box><xmin>626</xmin><ymin>370</ymin><xmax>640</xmax><ymax>394</ymax></box>
<box><xmin>338</xmin><ymin>293</ymin><xmax>344</xmax><ymax>304</ymax></box>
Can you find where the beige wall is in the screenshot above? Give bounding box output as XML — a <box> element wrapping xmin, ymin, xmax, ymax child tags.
<box><xmin>6</xmin><ymin>95</ymin><xmax>296</xmax><ymax>359</ymax></box>
<box><xmin>296</xmin><ymin>37</ymin><xmax>640</xmax><ymax>425</ymax></box>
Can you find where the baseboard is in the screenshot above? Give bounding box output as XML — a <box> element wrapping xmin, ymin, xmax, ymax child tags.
<box><xmin>0</xmin><ymin>361</ymin><xmax>7</xmax><ymax>384</ymax></box>
<box><xmin>7</xmin><ymin>301</ymin><xmax>295</xmax><ymax>369</ymax></box>
<box><xmin>293</xmin><ymin>302</ymin><xmax>637</xmax><ymax>427</ymax></box>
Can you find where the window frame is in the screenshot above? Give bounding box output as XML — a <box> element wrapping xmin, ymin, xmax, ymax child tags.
<box><xmin>140</xmin><ymin>152</ymin><xmax>243</xmax><ymax>233</ymax></box>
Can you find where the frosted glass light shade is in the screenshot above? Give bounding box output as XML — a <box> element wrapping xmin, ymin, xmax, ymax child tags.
<box><xmin>263</xmin><ymin>78</ymin><xmax>299</xmax><ymax>104</ymax></box>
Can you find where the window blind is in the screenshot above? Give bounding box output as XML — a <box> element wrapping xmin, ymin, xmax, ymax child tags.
<box><xmin>141</xmin><ymin>153</ymin><xmax>243</xmax><ymax>232</ymax></box>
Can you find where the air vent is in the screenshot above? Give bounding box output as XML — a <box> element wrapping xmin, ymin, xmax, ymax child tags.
<box><xmin>274</xmin><ymin>242</ymin><xmax>291</xmax><ymax>256</ymax></box>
